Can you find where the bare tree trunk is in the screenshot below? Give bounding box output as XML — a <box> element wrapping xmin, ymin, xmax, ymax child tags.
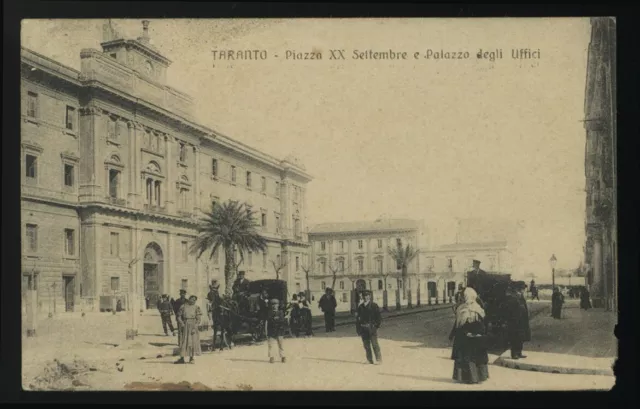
<box><xmin>224</xmin><ymin>247</ymin><xmax>235</xmax><ymax>298</ymax></box>
<box><xmin>402</xmin><ymin>266</ymin><xmax>408</xmax><ymax>302</ymax></box>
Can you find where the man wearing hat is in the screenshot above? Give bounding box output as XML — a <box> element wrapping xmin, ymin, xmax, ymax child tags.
<box><xmin>355</xmin><ymin>290</ymin><xmax>383</xmax><ymax>365</ymax></box>
<box><xmin>173</xmin><ymin>289</ymin><xmax>188</xmax><ymax>345</ymax></box>
<box><xmin>318</xmin><ymin>287</ymin><xmax>337</xmax><ymax>332</ymax></box>
<box><xmin>207</xmin><ymin>281</ymin><xmax>221</xmax><ymax>345</ymax></box>
<box><xmin>157</xmin><ymin>294</ymin><xmax>176</xmax><ymax>336</ymax></box>
<box><xmin>505</xmin><ymin>281</ymin><xmax>531</xmax><ymax>359</ymax></box>
<box><xmin>266</xmin><ymin>299</ymin><xmax>287</xmax><ymax>363</ymax></box>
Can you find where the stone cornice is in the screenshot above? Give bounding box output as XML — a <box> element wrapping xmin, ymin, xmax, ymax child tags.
<box><xmin>309</xmin><ymin>229</ymin><xmax>417</xmax><ymax>239</ymax></box>
<box><xmin>101</xmin><ymin>39</ymin><xmax>173</xmax><ymax>66</ymax></box>
<box><xmin>21</xmin><ymin>47</ymin><xmax>81</xmax><ymax>86</ymax></box>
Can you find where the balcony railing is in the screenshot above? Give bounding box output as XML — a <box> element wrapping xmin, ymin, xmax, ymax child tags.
<box><xmin>177</xmin><ymin>210</ymin><xmax>193</xmax><ymax>218</ymax></box>
<box><xmin>108</xmin><ymin>197</ymin><xmax>127</xmax><ymax>206</ymax></box>
<box><xmin>143</xmin><ymin>204</ymin><xmax>167</xmax><ymax>214</ymax></box>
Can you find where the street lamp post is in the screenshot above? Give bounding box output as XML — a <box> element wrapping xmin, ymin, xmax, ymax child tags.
<box><xmin>549</xmin><ymin>254</ymin><xmax>557</xmax><ymax>290</ymax></box>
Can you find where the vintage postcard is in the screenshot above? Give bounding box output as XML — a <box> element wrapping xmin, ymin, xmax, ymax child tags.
<box><xmin>20</xmin><ymin>17</ymin><xmax>616</xmax><ymax>391</ymax></box>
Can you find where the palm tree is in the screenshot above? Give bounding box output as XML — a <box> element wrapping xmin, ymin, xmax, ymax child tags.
<box><xmin>387</xmin><ymin>243</ymin><xmax>419</xmax><ymax>304</ymax></box>
<box><xmin>191</xmin><ymin>200</ymin><xmax>267</xmax><ymax>297</ymax></box>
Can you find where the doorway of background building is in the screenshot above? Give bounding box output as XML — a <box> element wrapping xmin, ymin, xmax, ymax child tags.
<box><xmin>63</xmin><ymin>275</ymin><xmax>75</xmax><ymax>312</ymax></box>
<box><xmin>143</xmin><ymin>242</ymin><xmax>164</xmax><ymax>309</ymax></box>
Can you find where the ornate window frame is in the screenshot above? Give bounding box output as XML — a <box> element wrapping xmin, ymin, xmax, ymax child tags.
<box><xmin>22</xmin><ymin>141</ymin><xmax>43</xmax><ymax>186</ymax></box>
<box><xmin>105</xmin><ymin>154</ymin><xmax>125</xmax><ymax>201</ymax></box>
<box><xmin>60</xmin><ymin>151</ymin><xmax>80</xmax><ymax>192</ymax></box>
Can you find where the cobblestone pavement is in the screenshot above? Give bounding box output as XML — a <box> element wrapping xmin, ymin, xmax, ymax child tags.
<box><xmin>22</xmin><ymin>301</ymin><xmax>614</xmax><ymax>391</ymax></box>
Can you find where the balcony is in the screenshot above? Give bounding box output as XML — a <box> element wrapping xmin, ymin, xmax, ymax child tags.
<box><xmin>108</xmin><ymin>197</ymin><xmax>127</xmax><ymax>206</ymax></box>
<box><xmin>177</xmin><ymin>210</ymin><xmax>193</xmax><ymax>218</ymax></box>
<box><xmin>143</xmin><ymin>204</ymin><xmax>167</xmax><ymax>214</ymax></box>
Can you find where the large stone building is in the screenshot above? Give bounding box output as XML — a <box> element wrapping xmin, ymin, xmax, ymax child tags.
<box><xmin>306</xmin><ymin>219</ymin><xmax>427</xmax><ymax>313</ymax></box>
<box><xmin>583</xmin><ymin>17</ymin><xmax>616</xmax><ymax>310</ymax></box>
<box><xmin>20</xmin><ymin>21</ymin><xmax>311</xmax><ymax>314</ymax></box>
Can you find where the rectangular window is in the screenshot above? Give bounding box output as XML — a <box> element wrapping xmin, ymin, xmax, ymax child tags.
<box><xmin>261</xmin><ymin>212</ymin><xmax>267</xmax><ymax>227</ymax></box>
<box><xmin>321</xmin><ymin>241</ymin><xmax>326</xmax><ymax>251</ymax></box>
<box><xmin>181</xmin><ymin>279</ymin><xmax>188</xmax><ymax>291</ymax></box>
<box><xmin>275</xmin><ymin>216</ymin><xmax>280</xmax><ymax>233</ymax></box>
<box><xmin>339</xmin><ymin>241</ymin><xmax>344</xmax><ymax>252</ymax></box>
<box><xmin>246</xmin><ymin>171</ymin><xmax>252</xmax><ymax>187</ymax></box>
<box><xmin>179</xmin><ymin>143</ymin><xmax>187</xmax><ymax>163</ymax></box>
<box><xmin>321</xmin><ymin>281</ymin><xmax>326</xmax><ymax>290</ymax></box>
<box><xmin>111</xmin><ymin>277</ymin><xmax>120</xmax><ymax>292</ymax></box>
<box><xmin>261</xmin><ymin>176</ymin><xmax>266</xmax><ymax>192</ymax></box>
<box><xmin>358</xmin><ymin>259</ymin><xmax>363</xmax><ymax>272</ymax></box>
<box><xmin>25</xmin><ymin>154</ymin><xmax>38</xmax><ymax>180</ymax></box>
<box><xmin>110</xmin><ymin>53</ymin><xmax>117</xmax><ymax>59</ymax></box>
<box><xmin>110</xmin><ymin>232</ymin><xmax>119</xmax><ymax>256</ymax></box>
<box><xmin>275</xmin><ymin>181</ymin><xmax>280</xmax><ymax>197</ymax></box>
<box><xmin>109</xmin><ymin>169</ymin><xmax>119</xmax><ymax>198</ymax></box>
<box><xmin>26</xmin><ymin>224</ymin><xmax>38</xmax><ymax>252</ymax></box>
<box><xmin>296</xmin><ymin>256</ymin><xmax>300</xmax><ymax>271</ymax></box>
<box><xmin>378</xmin><ymin>280</ymin><xmax>384</xmax><ymax>290</ymax></box>
<box><xmin>64</xmin><ymin>229</ymin><xmax>75</xmax><ymax>256</ymax></box>
<box><xmin>377</xmin><ymin>259</ymin><xmax>383</xmax><ymax>274</ymax></box>
<box><xmin>447</xmin><ymin>258</ymin><xmax>453</xmax><ymax>269</ymax></box>
<box><xmin>358</xmin><ymin>240</ymin><xmax>363</xmax><ymax>249</ymax></box>
<box><xmin>64</xmin><ymin>164</ymin><xmax>74</xmax><ymax>187</ymax></box>
<box><xmin>377</xmin><ymin>239</ymin><xmax>383</xmax><ymax>249</ymax></box>
<box><xmin>321</xmin><ymin>260</ymin><xmax>326</xmax><ymax>273</ymax></box>
<box><xmin>212</xmin><ymin>159</ymin><xmax>218</xmax><ymax>177</ymax></box>
<box><xmin>342</xmin><ymin>293</ymin><xmax>348</xmax><ymax>302</ymax></box>
<box><xmin>181</xmin><ymin>241</ymin><xmax>188</xmax><ymax>262</ymax></box>
<box><xmin>65</xmin><ymin>106</ymin><xmax>76</xmax><ymax>130</ymax></box>
<box><xmin>338</xmin><ymin>260</ymin><xmax>344</xmax><ymax>271</ymax></box>
<box><xmin>339</xmin><ymin>281</ymin><xmax>344</xmax><ymax>290</ymax></box>
<box><xmin>27</xmin><ymin>92</ymin><xmax>38</xmax><ymax>118</ymax></box>
<box><xmin>231</xmin><ymin>166</ymin><xmax>236</xmax><ymax>182</ymax></box>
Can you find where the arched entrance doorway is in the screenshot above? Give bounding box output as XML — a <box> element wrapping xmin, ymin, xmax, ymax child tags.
<box><xmin>355</xmin><ymin>279</ymin><xmax>366</xmax><ymax>291</ymax></box>
<box><xmin>143</xmin><ymin>242</ymin><xmax>164</xmax><ymax>309</ymax></box>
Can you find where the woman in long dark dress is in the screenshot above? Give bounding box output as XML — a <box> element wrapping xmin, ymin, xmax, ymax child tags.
<box><xmin>289</xmin><ymin>294</ymin><xmax>301</xmax><ymax>337</ymax></box>
<box><xmin>297</xmin><ymin>292</ymin><xmax>314</xmax><ymax>337</ymax></box>
<box><xmin>580</xmin><ymin>287</ymin><xmax>592</xmax><ymax>310</ymax></box>
<box><xmin>449</xmin><ymin>287</ymin><xmax>489</xmax><ymax>384</ymax></box>
<box><xmin>551</xmin><ymin>287</ymin><xmax>565</xmax><ymax>319</ymax></box>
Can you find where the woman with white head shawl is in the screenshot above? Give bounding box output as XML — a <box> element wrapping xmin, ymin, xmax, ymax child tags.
<box><xmin>449</xmin><ymin>287</ymin><xmax>490</xmax><ymax>384</ymax></box>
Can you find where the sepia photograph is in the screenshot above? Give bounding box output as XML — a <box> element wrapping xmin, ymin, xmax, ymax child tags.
<box><xmin>18</xmin><ymin>17</ymin><xmax>617</xmax><ymax>392</ymax></box>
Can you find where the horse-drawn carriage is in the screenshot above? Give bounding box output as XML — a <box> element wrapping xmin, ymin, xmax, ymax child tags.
<box><xmin>466</xmin><ymin>271</ymin><xmax>514</xmax><ymax>335</ymax></box>
<box><xmin>212</xmin><ymin>279</ymin><xmax>289</xmax><ymax>349</ymax></box>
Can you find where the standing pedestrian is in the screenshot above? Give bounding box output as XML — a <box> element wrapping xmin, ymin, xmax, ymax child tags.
<box><xmin>355</xmin><ymin>290</ymin><xmax>382</xmax><ymax>365</ymax></box>
<box><xmin>297</xmin><ymin>292</ymin><xmax>313</xmax><ymax>337</ymax></box>
<box><xmin>450</xmin><ymin>287</ymin><xmax>489</xmax><ymax>384</ymax></box>
<box><xmin>257</xmin><ymin>288</ymin><xmax>270</xmax><ymax>341</ymax></box>
<box><xmin>289</xmin><ymin>294</ymin><xmax>300</xmax><ymax>337</ymax></box>
<box><xmin>158</xmin><ymin>294</ymin><xmax>176</xmax><ymax>336</ymax></box>
<box><xmin>551</xmin><ymin>287</ymin><xmax>565</xmax><ymax>319</ymax></box>
<box><xmin>207</xmin><ymin>280</ymin><xmax>221</xmax><ymax>348</ymax></box>
<box><xmin>318</xmin><ymin>288</ymin><xmax>337</xmax><ymax>332</ymax></box>
<box><xmin>266</xmin><ymin>299</ymin><xmax>287</xmax><ymax>363</ymax></box>
<box><xmin>175</xmin><ymin>295</ymin><xmax>203</xmax><ymax>364</ymax></box>
<box><xmin>172</xmin><ymin>289</ymin><xmax>188</xmax><ymax>346</ymax></box>
<box><xmin>505</xmin><ymin>282</ymin><xmax>531</xmax><ymax>360</ymax></box>
<box><xmin>580</xmin><ymin>286</ymin><xmax>592</xmax><ymax>310</ymax></box>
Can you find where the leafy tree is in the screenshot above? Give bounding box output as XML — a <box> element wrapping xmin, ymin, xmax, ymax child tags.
<box><xmin>191</xmin><ymin>200</ymin><xmax>267</xmax><ymax>297</ymax></box>
<box><xmin>387</xmin><ymin>243</ymin><xmax>419</xmax><ymax>302</ymax></box>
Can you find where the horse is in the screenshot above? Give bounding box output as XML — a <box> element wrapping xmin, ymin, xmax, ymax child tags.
<box><xmin>211</xmin><ymin>297</ymin><xmax>236</xmax><ymax>351</ymax></box>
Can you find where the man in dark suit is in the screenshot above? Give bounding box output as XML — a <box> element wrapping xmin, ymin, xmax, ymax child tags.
<box><xmin>318</xmin><ymin>288</ymin><xmax>338</xmax><ymax>332</ymax></box>
<box><xmin>505</xmin><ymin>281</ymin><xmax>531</xmax><ymax>359</ymax></box>
<box><xmin>172</xmin><ymin>289</ymin><xmax>188</xmax><ymax>345</ymax></box>
<box><xmin>356</xmin><ymin>290</ymin><xmax>383</xmax><ymax>365</ymax></box>
<box><xmin>466</xmin><ymin>260</ymin><xmax>487</xmax><ymax>307</ymax></box>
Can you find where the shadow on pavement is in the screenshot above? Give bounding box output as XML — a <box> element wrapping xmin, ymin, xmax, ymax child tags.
<box><xmin>303</xmin><ymin>357</ymin><xmax>369</xmax><ymax>366</ymax></box>
<box><xmin>379</xmin><ymin>372</ymin><xmax>456</xmax><ymax>384</ymax></box>
<box><xmin>148</xmin><ymin>342</ymin><xmax>176</xmax><ymax>347</ymax></box>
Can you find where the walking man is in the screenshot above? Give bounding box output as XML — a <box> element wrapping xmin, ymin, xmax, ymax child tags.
<box><xmin>505</xmin><ymin>281</ymin><xmax>531</xmax><ymax>360</ymax></box>
<box><xmin>173</xmin><ymin>289</ymin><xmax>188</xmax><ymax>346</ymax></box>
<box><xmin>266</xmin><ymin>299</ymin><xmax>287</xmax><ymax>363</ymax></box>
<box><xmin>158</xmin><ymin>294</ymin><xmax>176</xmax><ymax>336</ymax></box>
<box><xmin>356</xmin><ymin>290</ymin><xmax>383</xmax><ymax>365</ymax></box>
<box><xmin>318</xmin><ymin>288</ymin><xmax>337</xmax><ymax>332</ymax></box>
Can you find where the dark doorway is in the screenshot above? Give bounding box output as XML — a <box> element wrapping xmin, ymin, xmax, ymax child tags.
<box><xmin>143</xmin><ymin>242</ymin><xmax>164</xmax><ymax>309</ymax></box>
<box><xmin>447</xmin><ymin>281</ymin><xmax>456</xmax><ymax>297</ymax></box>
<box><xmin>427</xmin><ymin>282</ymin><xmax>437</xmax><ymax>299</ymax></box>
<box><xmin>63</xmin><ymin>276</ymin><xmax>75</xmax><ymax>312</ymax></box>
<box><xmin>355</xmin><ymin>279</ymin><xmax>366</xmax><ymax>291</ymax></box>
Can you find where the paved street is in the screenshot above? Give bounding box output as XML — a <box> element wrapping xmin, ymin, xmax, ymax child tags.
<box><xmin>23</xmin><ymin>302</ymin><xmax>615</xmax><ymax>391</ymax></box>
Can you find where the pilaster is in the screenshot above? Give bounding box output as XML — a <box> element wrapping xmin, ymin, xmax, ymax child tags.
<box><xmin>193</xmin><ymin>145</ymin><xmax>200</xmax><ymax>213</ymax></box>
<box><xmin>131</xmin><ymin>122</ymin><xmax>145</xmax><ymax>209</ymax></box>
<box><xmin>79</xmin><ymin>106</ymin><xmax>103</xmax><ymax>202</ymax></box>
<box><xmin>165</xmin><ymin>135</ymin><xmax>175</xmax><ymax>213</ymax></box>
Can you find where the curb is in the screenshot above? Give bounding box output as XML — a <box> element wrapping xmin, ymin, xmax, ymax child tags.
<box><xmin>493</xmin><ymin>356</ymin><xmax>614</xmax><ymax>376</ymax></box>
<box><xmin>311</xmin><ymin>305</ymin><xmax>452</xmax><ymax>331</ymax></box>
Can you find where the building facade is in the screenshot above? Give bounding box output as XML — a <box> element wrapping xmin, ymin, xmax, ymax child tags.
<box><xmin>306</xmin><ymin>219</ymin><xmax>426</xmax><ymax>313</ymax></box>
<box><xmin>418</xmin><ymin>240</ymin><xmax>514</xmax><ymax>303</ymax></box>
<box><xmin>583</xmin><ymin>17</ymin><xmax>617</xmax><ymax>310</ymax></box>
<box><xmin>21</xmin><ymin>21</ymin><xmax>311</xmax><ymax>315</ymax></box>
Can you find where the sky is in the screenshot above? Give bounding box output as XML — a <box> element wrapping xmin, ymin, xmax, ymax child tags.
<box><xmin>21</xmin><ymin>18</ymin><xmax>592</xmax><ymax>278</ymax></box>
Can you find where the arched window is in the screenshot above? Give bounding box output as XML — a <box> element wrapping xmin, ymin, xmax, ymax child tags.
<box><xmin>154</xmin><ymin>180</ymin><xmax>161</xmax><ymax>206</ymax></box>
<box><xmin>180</xmin><ymin>188</ymin><xmax>189</xmax><ymax>209</ymax></box>
<box><xmin>146</xmin><ymin>178</ymin><xmax>153</xmax><ymax>204</ymax></box>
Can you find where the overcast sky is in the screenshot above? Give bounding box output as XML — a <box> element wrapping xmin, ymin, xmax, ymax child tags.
<box><xmin>21</xmin><ymin>18</ymin><xmax>592</xmax><ymax>277</ymax></box>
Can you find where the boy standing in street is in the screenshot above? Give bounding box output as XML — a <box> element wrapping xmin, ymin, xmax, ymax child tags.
<box><xmin>266</xmin><ymin>299</ymin><xmax>287</xmax><ymax>363</ymax></box>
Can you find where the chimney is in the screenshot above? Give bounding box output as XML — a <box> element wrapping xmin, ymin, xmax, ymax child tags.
<box><xmin>141</xmin><ymin>20</ymin><xmax>150</xmax><ymax>42</ymax></box>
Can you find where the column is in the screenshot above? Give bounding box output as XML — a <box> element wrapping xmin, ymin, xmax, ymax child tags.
<box><xmin>131</xmin><ymin>122</ymin><xmax>145</xmax><ymax>209</ymax></box>
<box><xmin>167</xmin><ymin>234</ymin><xmax>175</xmax><ymax>294</ymax></box>
<box><xmin>127</xmin><ymin>122</ymin><xmax>137</xmax><ymax>207</ymax></box>
<box><xmin>165</xmin><ymin>135</ymin><xmax>175</xmax><ymax>213</ymax></box>
<box><xmin>94</xmin><ymin>223</ymin><xmax>102</xmax><ymax>311</ymax></box>
<box><xmin>592</xmin><ymin>235</ymin><xmax>603</xmax><ymax>308</ymax></box>
<box><xmin>78</xmin><ymin>106</ymin><xmax>102</xmax><ymax>201</ymax></box>
<box><xmin>193</xmin><ymin>146</ymin><xmax>200</xmax><ymax>213</ymax></box>
<box><xmin>280</xmin><ymin>176</ymin><xmax>291</xmax><ymax>237</ymax></box>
